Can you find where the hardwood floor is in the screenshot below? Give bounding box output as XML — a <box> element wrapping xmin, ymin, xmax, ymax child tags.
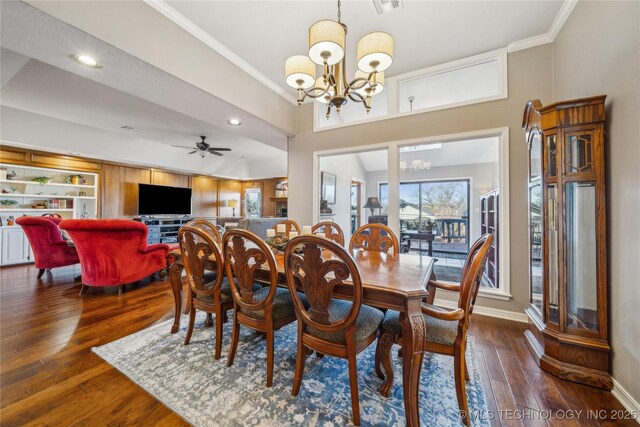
<box><xmin>0</xmin><ymin>264</ymin><xmax>634</xmax><ymax>426</ymax></box>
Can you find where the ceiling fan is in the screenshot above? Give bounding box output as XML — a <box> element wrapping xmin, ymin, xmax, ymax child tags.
<box><xmin>172</xmin><ymin>136</ymin><xmax>231</xmax><ymax>158</ymax></box>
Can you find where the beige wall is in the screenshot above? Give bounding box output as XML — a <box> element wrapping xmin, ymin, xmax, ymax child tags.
<box><xmin>553</xmin><ymin>0</ymin><xmax>640</xmax><ymax>405</ymax></box>
<box><xmin>289</xmin><ymin>44</ymin><xmax>554</xmax><ymax>313</ymax></box>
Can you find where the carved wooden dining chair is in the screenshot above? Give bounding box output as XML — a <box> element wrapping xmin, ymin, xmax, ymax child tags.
<box><xmin>185</xmin><ymin>219</ymin><xmax>222</xmax><ymax>245</ymax></box>
<box><xmin>349</xmin><ymin>223</ymin><xmax>399</xmax><ymax>254</ymax></box>
<box><xmin>374</xmin><ymin>234</ymin><xmax>493</xmax><ymax>426</ymax></box>
<box><xmin>311</xmin><ymin>221</ymin><xmax>345</xmax><ymax>246</ymax></box>
<box><xmin>285</xmin><ymin>235</ymin><xmax>384</xmax><ymax>426</ymax></box>
<box><xmin>272</xmin><ymin>219</ymin><xmax>300</xmax><ymax>235</ymax></box>
<box><xmin>222</xmin><ymin>229</ymin><xmax>299</xmax><ymax>387</ymax></box>
<box><xmin>178</xmin><ymin>226</ymin><xmax>233</xmax><ymax>359</ymax></box>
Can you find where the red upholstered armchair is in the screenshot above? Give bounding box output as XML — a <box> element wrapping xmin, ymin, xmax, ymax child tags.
<box><xmin>59</xmin><ymin>219</ymin><xmax>170</xmax><ymax>296</ymax></box>
<box><xmin>16</xmin><ymin>216</ymin><xmax>80</xmax><ymax>278</ymax></box>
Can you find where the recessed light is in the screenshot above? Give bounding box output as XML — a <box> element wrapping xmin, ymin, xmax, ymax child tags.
<box><xmin>71</xmin><ymin>54</ymin><xmax>102</xmax><ymax>68</ymax></box>
<box><xmin>227</xmin><ymin>118</ymin><xmax>241</xmax><ymax>126</ymax></box>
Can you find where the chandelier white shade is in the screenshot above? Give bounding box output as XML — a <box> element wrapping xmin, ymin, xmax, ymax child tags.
<box><xmin>284</xmin><ymin>0</ymin><xmax>394</xmax><ymax>119</ymax></box>
<box><xmin>356</xmin><ymin>32</ymin><xmax>393</xmax><ymax>73</ymax></box>
<box><xmin>308</xmin><ymin>20</ymin><xmax>346</xmax><ymax>66</ymax></box>
<box><xmin>285</xmin><ymin>55</ymin><xmax>316</xmax><ymax>89</ymax></box>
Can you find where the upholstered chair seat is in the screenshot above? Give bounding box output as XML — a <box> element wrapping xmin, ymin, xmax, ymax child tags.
<box><xmin>381</xmin><ymin>306</ymin><xmax>458</xmax><ymax>346</ymax></box>
<box><xmin>196</xmin><ymin>275</ymin><xmax>261</xmax><ymax>304</ymax></box>
<box><xmin>307</xmin><ymin>300</ymin><xmax>383</xmax><ymax>345</ymax></box>
<box><xmin>241</xmin><ymin>287</ymin><xmax>297</xmax><ymax>320</ymax></box>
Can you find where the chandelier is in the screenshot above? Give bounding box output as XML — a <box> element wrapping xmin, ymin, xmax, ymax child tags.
<box><xmin>284</xmin><ymin>0</ymin><xmax>393</xmax><ymax>119</ymax></box>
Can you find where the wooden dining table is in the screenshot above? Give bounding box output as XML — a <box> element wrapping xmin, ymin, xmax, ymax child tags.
<box><xmin>168</xmin><ymin>248</ymin><xmax>435</xmax><ymax>427</ymax></box>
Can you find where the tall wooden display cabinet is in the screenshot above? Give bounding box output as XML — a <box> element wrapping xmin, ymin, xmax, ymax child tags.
<box><xmin>522</xmin><ymin>95</ymin><xmax>611</xmax><ymax>390</ymax></box>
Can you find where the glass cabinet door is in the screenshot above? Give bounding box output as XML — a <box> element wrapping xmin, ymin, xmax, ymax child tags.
<box><xmin>529</xmin><ymin>182</ymin><xmax>543</xmax><ymax>315</ymax></box>
<box><xmin>565</xmin><ymin>182</ymin><xmax>598</xmax><ymax>332</ymax></box>
<box><xmin>547</xmin><ymin>184</ymin><xmax>559</xmax><ymax>324</ymax></box>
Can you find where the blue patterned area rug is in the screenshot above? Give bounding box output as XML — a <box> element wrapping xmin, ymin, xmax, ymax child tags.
<box><xmin>93</xmin><ymin>312</ymin><xmax>489</xmax><ymax>427</ymax></box>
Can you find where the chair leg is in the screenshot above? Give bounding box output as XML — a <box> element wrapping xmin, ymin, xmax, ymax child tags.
<box><xmin>454</xmin><ymin>344</ymin><xmax>470</xmax><ymax>426</ymax></box>
<box><xmin>214</xmin><ymin>307</ymin><xmax>223</xmax><ymax>360</ymax></box>
<box><xmin>204</xmin><ymin>313</ymin><xmax>213</xmax><ymax>327</ymax></box>
<box><xmin>465</xmin><ymin>355</ymin><xmax>470</xmax><ymax>382</ymax></box>
<box><xmin>227</xmin><ymin>308</ymin><xmax>240</xmax><ymax>367</ymax></box>
<box><xmin>379</xmin><ymin>332</ymin><xmax>395</xmax><ymax>398</ymax></box>
<box><xmin>184</xmin><ymin>305</ymin><xmax>196</xmax><ymax>345</ymax></box>
<box><xmin>118</xmin><ymin>284</ymin><xmax>123</xmax><ymax>297</ymax></box>
<box><xmin>79</xmin><ymin>284</ymin><xmax>87</xmax><ymax>296</ymax></box>
<box><xmin>374</xmin><ymin>333</ymin><xmax>385</xmax><ymax>380</ymax></box>
<box><xmin>346</xmin><ymin>334</ymin><xmax>361</xmax><ymax>426</ymax></box>
<box><xmin>291</xmin><ymin>324</ymin><xmax>306</xmax><ymax>397</ymax></box>
<box><xmin>266</xmin><ymin>325</ymin><xmax>274</xmax><ymax>387</ymax></box>
<box><xmin>37</xmin><ymin>268</ymin><xmax>46</xmax><ymax>279</ymax></box>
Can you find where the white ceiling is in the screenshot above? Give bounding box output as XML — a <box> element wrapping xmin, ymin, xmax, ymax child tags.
<box><xmin>164</xmin><ymin>0</ymin><xmax>565</xmax><ymax>98</ymax></box>
<box><xmin>354</xmin><ymin>137</ymin><xmax>498</xmax><ymax>172</ymax></box>
<box><xmin>0</xmin><ymin>1</ymin><xmax>288</xmax><ymax>179</ymax></box>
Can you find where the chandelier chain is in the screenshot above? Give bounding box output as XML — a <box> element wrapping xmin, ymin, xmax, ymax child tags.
<box><xmin>337</xmin><ymin>0</ymin><xmax>341</xmax><ymax>23</ymax></box>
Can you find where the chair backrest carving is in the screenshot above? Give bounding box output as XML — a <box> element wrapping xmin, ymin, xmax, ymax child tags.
<box><xmin>458</xmin><ymin>234</ymin><xmax>493</xmax><ymax>326</ymax></box>
<box><xmin>285</xmin><ymin>235</ymin><xmax>362</xmax><ymax>333</ymax></box>
<box><xmin>185</xmin><ymin>219</ymin><xmax>222</xmax><ymax>245</ymax></box>
<box><xmin>311</xmin><ymin>221</ymin><xmax>345</xmax><ymax>246</ymax></box>
<box><xmin>272</xmin><ymin>219</ymin><xmax>300</xmax><ymax>235</ymax></box>
<box><xmin>349</xmin><ymin>223</ymin><xmax>399</xmax><ymax>254</ymax></box>
<box><xmin>223</xmin><ymin>229</ymin><xmax>278</xmax><ymax>311</ymax></box>
<box><xmin>178</xmin><ymin>226</ymin><xmax>224</xmax><ymax>300</ymax></box>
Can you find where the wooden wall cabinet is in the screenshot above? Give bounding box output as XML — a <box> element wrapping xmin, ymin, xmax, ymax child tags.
<box><xmin>522</xmin><ymin>95</ymin><xmax>611</xmax><ymax>390</ymax></box>
<box><xmin>479</xmin><ymin>190</ymin><xmax>499</xmax><ymax>288</ymax></box>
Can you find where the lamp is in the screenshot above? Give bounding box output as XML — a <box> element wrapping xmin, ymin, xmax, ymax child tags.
<box><xmin>285</xmin><ymin>0</ymin><xmax>394</xmax><ymax>119</ymax></box>
<box><xmin>227</xmin><ymin>199</ymin><xmax>238</xmax><ymax>217</ymax></box>
<box><xmin>363</xmin><ymin>196</ymin><xmax>382</xmax><ymax>216</ymax></box>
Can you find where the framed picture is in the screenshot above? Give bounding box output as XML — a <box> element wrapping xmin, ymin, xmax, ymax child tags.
<box><xmin>274</xmin><ymin>178</ymin><xmax>288</xmax><ymax>198</ymax></box>
<box><xmin>321</xmin><ymin>171</ymin><xmax>337</xmax><ymax>204</ymax></box>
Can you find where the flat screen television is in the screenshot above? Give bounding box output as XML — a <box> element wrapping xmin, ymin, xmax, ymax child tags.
<box><xmin>138</xmin><ymin>183</ymin><xmax>192</xmax><ymax>215</ymax></box>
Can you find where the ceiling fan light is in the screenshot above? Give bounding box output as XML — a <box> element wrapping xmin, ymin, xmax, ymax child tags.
<box><xmin>354</xmin><ymin>70</ymin><xmax>385</xmax><ymax>96</ymax></box>
<box><xmin>357</xmin><ymin>32</ymin><xmax>393</xmax><ymax>73</ymax></box>
<box><xmin>285</xmin><ymin>55</ymin><xmax>316</xmax><ymax>89</ymax></box>
<box><xmin>308</xmin><ymin>20</ymin><xmax>345</xmax><ymax>66</ymax></box>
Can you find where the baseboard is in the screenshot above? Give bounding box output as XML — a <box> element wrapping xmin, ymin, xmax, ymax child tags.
<box><xmin>611</xmin><ymin>378</ymin><xmax>640</xmax><ymax>421</ymax></box>
<box><xmin>433</xmin><ymin>298</ymin><xmax>528</xmax><ymax>323</ymax></box>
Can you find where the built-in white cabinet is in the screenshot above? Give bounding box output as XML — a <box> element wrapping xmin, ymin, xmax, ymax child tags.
<box><xmin>0</xmin><ymin>163</ymin><xmax>98</xmax><ymax>266</ymax></box>
<box><xmin>0</xmin><ymin>228</ymin><xmax>32</xmax><ymax>265</ymax></box>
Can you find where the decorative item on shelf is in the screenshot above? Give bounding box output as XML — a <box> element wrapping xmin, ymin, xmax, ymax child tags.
<box><xmin>274</xmin><ymin>178</ymin><xmax>288</xmax><ymax>198</ymax></box>
<box><xmin>6</xmin><ymin>170</ymin><xmax>16</xmax><ymax>181</ymax></box>
<box><xmin>363</xmin><ymin>196</ymin><xmax>382</xmax><ymax>215</ymax></box>
<box><xmin>0</xmin><ymin>169</ymin><xmax>6</xmax><ymax>180</ymax></box>
<box><xmin>285</xmin><ymin>0</ymin><xmax>393</xmax><ymax>119</ymax></box>
<box><xmin>1</xmin><ymin>189</ymin><xmax>8</xmax><ymax>194</ymax></box>
<box><xmin>65</xmin><ymin>176</ymin><xmax>72</xmax><ymax>184</ymax></box>
<box><xmin>0</xmin><ymin>199</ymin><xmax>18</xmax><ymax>206</ymax></box>
<box><xmin>0</xmin><ymin>217</ymin><xmax>3</xmax><ymax>226</ymax></box>
<box><xmin>320</xmin><ymin>199</ymin><xmax>333</xmax><ymax>214</ymax></box>
<box><xmin>81</xmin><ymin>203</ymin><xmax>89</xmax><ymax>219</ymax></box>
<box><xmin>79</xmin><ymin>191</ymin><xmax>86</xmax><ymax>197</ymax></box>
<box><xmin>227</xmin><ymin>199</ymin><xmax>238</xmax><ymax>217</ymax></box>
<box><xmin>321</xmin><ymin>172</ymin><xmax>337</xmax><ymax>204</ymax></box>
<box><xmin>32</xmin><ymin>201</ymin><xmax>46</xmax><ymax>209</ymax></box>
<box><xmin>6</xmin><ymin>216</ymin><xmax>15</xmax><ymax>226</ymax></box>
<box><xmin>32</xmin><ymin>176</ymin><xmax>51</xmax><ymax>186</ymax></box>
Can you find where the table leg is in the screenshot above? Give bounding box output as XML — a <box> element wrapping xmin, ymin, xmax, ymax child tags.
<box><xmin>400</xmin><ymin>301</ymin><xmax>426</xmax><ymax>427</ymax></box>
<box><xmin>169</xmin><ymin>261</ymin><xmax>184</xmax><ymax>334</ymax></box>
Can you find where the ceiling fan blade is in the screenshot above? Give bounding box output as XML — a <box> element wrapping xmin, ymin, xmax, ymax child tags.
<box><xmin>188</xmin><ymin>150</ymin><xmax>198</xmax><ymax>154</ymax></box>
<box><xmin>171</xmin><ymin>145</ymin><xmax>196</xmax><ymax>149</ymax></box>
<box><xmin>208</xmin><ymin>148</ymin><xmax>231</xmax><ymax>151</ymax></box>
<box><xmin>208</xmin><ymin>150</ymin><xmax>223</xmax><ymax>156</ymax></box>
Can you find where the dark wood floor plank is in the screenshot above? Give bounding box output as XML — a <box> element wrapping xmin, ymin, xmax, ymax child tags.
<box><xmin>1</xmin><ymin>264</ymin><xmax>632</xmax><ymax>426</ymax></box>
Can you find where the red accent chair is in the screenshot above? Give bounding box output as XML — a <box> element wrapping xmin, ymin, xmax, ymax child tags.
<box><xmin>16</xmin><ymin>216</ymin><xmax>80</xmax><ymax>278</ymax></box>
<box><xmin>59</xmin><ymin>219</ymin><xmax>170</xmax><ymax>296</ymax></box>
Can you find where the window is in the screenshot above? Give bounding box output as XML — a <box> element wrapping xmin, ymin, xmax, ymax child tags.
<box><xmin>244</xmin><ymin>188</ymin><xmax>262</xmax><ymax>219</ymax></box>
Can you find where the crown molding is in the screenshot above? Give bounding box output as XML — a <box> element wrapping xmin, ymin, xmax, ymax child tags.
<box><xmin>508</xmin><ymin>0</ymin><xmax>578</xmax><ymax>53</ymax></box>
<box><xmin>144</xmin><ymin>0</ymin><xmax>299</xmax><ymax>106</ymax></box>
